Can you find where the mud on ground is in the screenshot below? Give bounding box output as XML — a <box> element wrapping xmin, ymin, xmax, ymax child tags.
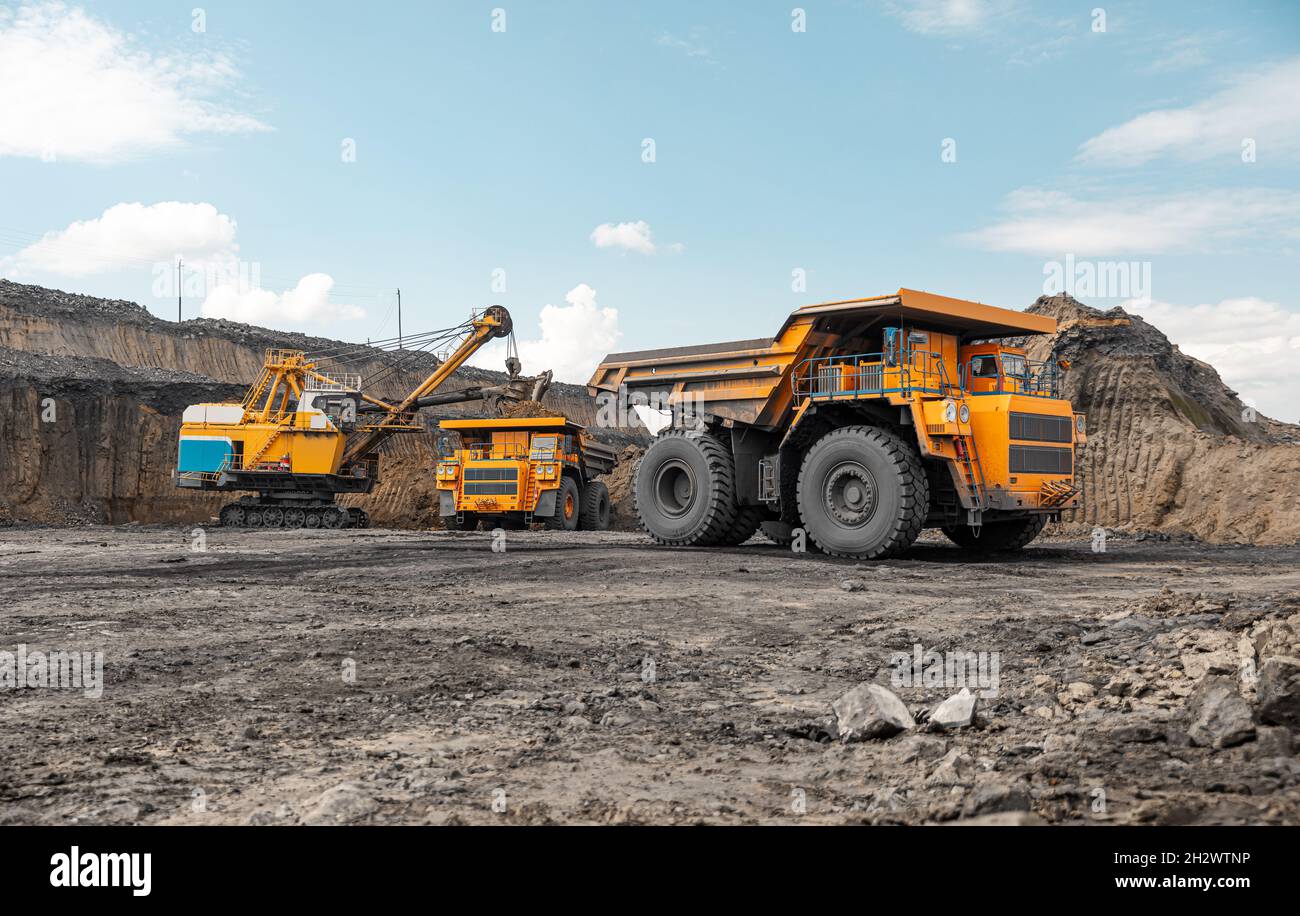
<box><xmin>0</xmin><ymin>526</ymin><xmax>1297</xmax><ymax>825</ymax></box>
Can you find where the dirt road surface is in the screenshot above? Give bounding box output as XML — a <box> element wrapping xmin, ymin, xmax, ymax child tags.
<box><xmin>1</xmin><ymin>525</ymin><xmax>1297</xmax><ymax>825</ymax></box>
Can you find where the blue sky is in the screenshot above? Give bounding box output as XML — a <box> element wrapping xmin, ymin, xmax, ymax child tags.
<box><xmin>0</xmin><ymin>1</ymin><xmax>1297</xmax><ymax>418</ymax></box>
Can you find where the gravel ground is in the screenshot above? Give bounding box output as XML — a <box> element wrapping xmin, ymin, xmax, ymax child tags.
<box><xmin>0</xmin><ymin>525</ymin><xmax>1297</xmax><ymax>826</ymax></box>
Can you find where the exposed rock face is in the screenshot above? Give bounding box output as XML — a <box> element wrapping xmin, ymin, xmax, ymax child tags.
<box><xmin>1023</xmin><ymin>295</ymin><xmax>1300</xmax><ymax>545</ymax></box>
<box><xmin>0</xmin><ymin>281</ymin><xmax>619</xmax><ymax>528</ymax></box>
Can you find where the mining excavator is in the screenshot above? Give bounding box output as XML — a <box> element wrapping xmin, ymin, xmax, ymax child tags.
<box><xmin>174</xmin><ymin>305</ymin><xmax>551</xmax><ymax>528</ymax></box>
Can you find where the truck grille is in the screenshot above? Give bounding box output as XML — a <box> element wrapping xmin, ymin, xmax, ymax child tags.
<box><xmin>464</xmin><ymin>467</ymin><xmax>519</xmax><ymax>481</ymax></box>
<box><xmin>464</xmin><ymin>482</ymin><xmax>518</xmax><ymax>495</ymax></box>
<box><xmin>1009</xmin><ymin>445</ymin><xmax>1072</xmax><ymax>474</ymax></box>
<box><xmin>1009</xmin><ymin>412</ymin><xmax>1072</xmax><ymax>443</ymax></box>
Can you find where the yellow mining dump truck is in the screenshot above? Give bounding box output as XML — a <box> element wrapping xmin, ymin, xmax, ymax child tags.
<box><xmin>588</xmin><ymin>289</ymin><xmax>1086</xmax><ymax>558</ymax></box>
<box><xmin>434</xmin><ymin>417</ymin><xmax>616</xmax><ymax>531</ymax></box>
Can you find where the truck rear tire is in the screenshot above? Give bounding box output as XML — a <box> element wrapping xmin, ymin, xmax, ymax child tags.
<box><xmin>797</xmin><ymin>425</ymin><xmax>929</xmax><ymax>560</ymax></box>
<box><xmin>634</xmin><ymin>430</ymin><xmax>738</xmax><ymax>546</ymax></box>
<box><xmin>716</xmin><ymin>505</ymin><xmax>764</xmax><ymax>546</ymax></box>
<box><xmin>545</xmin><ymin>476</ymin><xmax>581</xmax><ymax>531</ymax></box>
<box><xmin>943</xmin><ymin>515</ymin><xmax>1046</xmax><ymax>552</ymax></box>
<box><xmin>579</xmin><ymin>480</ymin><xmax>611</xmax><ymax>531</ymax></box>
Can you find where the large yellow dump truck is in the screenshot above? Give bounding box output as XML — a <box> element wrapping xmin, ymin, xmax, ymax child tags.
<box><xmin>588</xmin><ymin>289</ymin><xmax>1086</xmax><ymax>558</ymax></box>
<box><xmin>434</xmin><ymin>417</ymin><xmax>616</xmax><ymax>531</ymax></box>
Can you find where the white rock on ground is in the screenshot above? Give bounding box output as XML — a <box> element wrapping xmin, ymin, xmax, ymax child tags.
<box><xmin>832</xmin><ymin>683</ymin><xmax>914</xmax><ymax>741</ymax></box>
<box><xmin>930</xmin><ymin>687</ymin><xmax>978</xmax><ymax>729</ymax></box>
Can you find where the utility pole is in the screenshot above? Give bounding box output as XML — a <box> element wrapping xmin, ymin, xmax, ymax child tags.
<box><xmin>177</xmin><ymin>257</ymin><xmax>183</xmax><ymax>322</ymax></box>
<box><xmin>397</xmin><ymin>288</ymin><xmax>402</xmax><ymax>349</ymax></box>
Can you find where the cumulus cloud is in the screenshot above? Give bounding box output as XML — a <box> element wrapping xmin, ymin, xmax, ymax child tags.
<box><xmin>0</xmin><ymin>2</ymin><xmax>269</xmax><ymax>163</ymax></box>
<box><xmin>201</xmin><ymin>273</ymin><xmax>365</xmax><ymax>324</ymax></box>
<box><xmin>4</xmin><ymin>202</ymin><xmax>238</xmax><ymax>276</ymax></box>
<box><xmin>472</xmin><ymin>284</ymin><xmax>621</xmax><ymax>384</ymax></box>
<box><xmin>590</xmin><ymin>220</ymin><xmax>659</xmax><ymax>255</ymax></box>
<box><xmin>962</xmin><ymin>187</ymin><xmax>1300</xmax><ymax>255</ymax></box>
<box><xmin>1078</xmin><ymin>58</ymin><xmax>1300</xmax><ymax>166</ymax></box>
<box><xmin>1125</xmin><ymin>296</ymin><xmax>1300</xmax><ymax>424</ymax></box>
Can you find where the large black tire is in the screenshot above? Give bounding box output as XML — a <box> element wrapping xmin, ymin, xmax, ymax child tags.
<box><xmin>716</xmin><ymin>505</ymin><xmax>764</xmax><ymax>546</ymax></box>
<box><xmin>445</xmin><ymin>511</ymin><xmax>479</xmax><ymax>531</ymax></box>
<box><xmin>579</xmin><ymin>479</ymin><xmax>611</xmax><ymax>531</ymax></box>
<box><xmin>796</xmin><ymin>426</ymin><xmax>929</xmax><ymax>560</ymax></box>
<box><xmin>544</xmin><ymin>476</ymin><xmax>581</xmax><ymax>531</ymax></box>
<box><xmin>943</xmin><ymin>515</ymin><xmax>1046</xmax><ymax>552</ymax></box>
<box><xmin>634</xmin><ymin>430</ymin><xmax>738</xmax><ymax>546</ymax></box>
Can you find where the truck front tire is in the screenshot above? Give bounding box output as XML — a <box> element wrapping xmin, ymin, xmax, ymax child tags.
<box><xmin>634</xmin><ymin>431</ymin><xmax>738</xmax><ymax>546</ymax></box>
<box><xmin>545</xmin><ymin>476</ymin><xmax>581</xmax><ymax>531</ymax></box>
<box><xmin>796</xmin><ymin>426</ymin><xmax>929</xmax><ymax>560</ymax></box>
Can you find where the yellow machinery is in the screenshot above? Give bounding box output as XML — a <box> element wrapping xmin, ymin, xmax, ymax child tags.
<box><xmin>434</xmin><ymin>417</ymin><xmax>616</xmax><ymax>530</ymax></box>
<box><xmin>588</xmin><ymin>289</ymin><xmax>1086</xmax><ymax>558</ymax></box>
<box><xmin>175</xmin><ymin>306</ymin><xmax>524</xmax><ymax>528</ymax></box>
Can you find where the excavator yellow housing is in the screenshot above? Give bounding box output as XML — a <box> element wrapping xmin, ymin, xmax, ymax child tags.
<box><xmin>588</xmin><ymin>288</ymin><xmax>1086</xmax><ymax>558</ymax></box>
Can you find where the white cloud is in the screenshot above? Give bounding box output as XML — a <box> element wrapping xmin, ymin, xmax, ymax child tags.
<box><xmin>0</xmin><ymin>2</ymin><xmax>269</xmax><ymax>163</ymax></box>
<box><xmin>4</xmin><ymin>202</ymin><xmax>238</xmax><ymax>276</ymax></box>
<box><xmin>1125</xmin><ymin>296</ymin><xmax>1300</xmax><ymax>424</ymax></box>
<box><xmin>963</xmin><ymin>187</ymin><xmax>1300</xmax><ymax>255</ymax></box>
<box><xmin>1078</xmin><ymin>58</ymin><xmax>1300</xmax><ymax>166</ymax></box>
<box><xmin>201</xmin><ymin>273</ymin><xmax>365</xmax><ymax>324</ymax></box>
<box><xmin>472</xmin><ymin>284</ymin><xmax>621</xmax><ymax>384</ymax></box>
<box><xmin>590</xmin><ymin>220</ymin><xmax>683</xmax><ymax>256</ymax></box>
<box><xmin>883</xmin><ymin>0</ymin><xmax>1015</xmax><ymax>36</ymax></box>
<box><xmin>590</xmin><ymin>220</ymin><xmax>658</xmax><ymax>255</ymax></box>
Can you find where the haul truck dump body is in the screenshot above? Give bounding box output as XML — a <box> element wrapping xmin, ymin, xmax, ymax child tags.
<box><xmin>588</xmin><ymin>288</ymin><xmax>1086</xmax><ymax>559</ymax></box>
<box><xmin>435</xmin><ymin>417</ymin><xmax>616</xmax><ymax>531</ymax></box>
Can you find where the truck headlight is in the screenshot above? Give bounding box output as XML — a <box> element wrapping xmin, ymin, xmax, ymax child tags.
<box><xmin>943</xmin><ymin>402</ymin><xmax>957</xmax><ymax>423</ymax></box>
<box><xmin>1076</xmin><ymin>415</ymin><xmax>1085</xmax><ymax>433</ymax></box>
<box><xmin>958</xmin><ymin>404</ymin><xmax>970</xmax><ymax>424</ymax></box>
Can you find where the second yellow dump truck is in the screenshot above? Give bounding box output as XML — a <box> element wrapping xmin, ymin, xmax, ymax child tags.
<box><xmin>588</xmin><ymin>289</ymin><xmax>1086</xmax><ymax>559</ymax></box>
<box><xmin>434</xmin><ymin>417</ymin><xmax>616</xmax><ymax>531</ymax></box>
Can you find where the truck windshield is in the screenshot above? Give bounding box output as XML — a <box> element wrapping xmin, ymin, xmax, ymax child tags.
<box><xmin>530</xmin><ymin>435</ymin><xmax>558</xmax><ymax>459</ymax></box>
<box><xmin>970</xmin><ymin>356</ymin><xmax>1000</xmax><ymax>378</ymax></box>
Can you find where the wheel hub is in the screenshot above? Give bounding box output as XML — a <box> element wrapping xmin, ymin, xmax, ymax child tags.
<box><xmin>654</xmin><ymin>459</ymin><xmax>696</xmax><ymax>518</ymax></box>
<box><xmin>824</xmin><ymin>462</ymin><xmax>877</xmax><ymax>525</ymax></box>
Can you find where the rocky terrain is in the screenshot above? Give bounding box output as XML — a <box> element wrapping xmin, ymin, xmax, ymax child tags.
<box><xmin>0</xmin><ymin>525</ymin><xmax>1295</xmax><ymax>825</ymax></box>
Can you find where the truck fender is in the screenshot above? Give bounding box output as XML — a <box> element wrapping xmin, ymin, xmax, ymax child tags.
<box><xmin>534</xmin><ymin>490</ymin><xmax>558</xmax><ymax>517</ymax></box>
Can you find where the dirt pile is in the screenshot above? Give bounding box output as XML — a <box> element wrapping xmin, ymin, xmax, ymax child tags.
<box><xmin>596</xmin><ymin>445</ymin><xmax>645</xmax><ymax>531</ymax></box>
<box><xmin>500</xmin><ymin>399</ymin><xmax>564</xmax><ymax>419</ymax></box>
<box><xmin>1023</xmin><ymin>295</ymin><xmax>1300</xmax><ymax>544</ymax></box>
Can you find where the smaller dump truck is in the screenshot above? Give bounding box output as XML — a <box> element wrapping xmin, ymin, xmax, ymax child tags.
<box><xmin>435</xmin><ymin>417</ymin><xmax>616</xmax><ymax>531</ymax></box>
